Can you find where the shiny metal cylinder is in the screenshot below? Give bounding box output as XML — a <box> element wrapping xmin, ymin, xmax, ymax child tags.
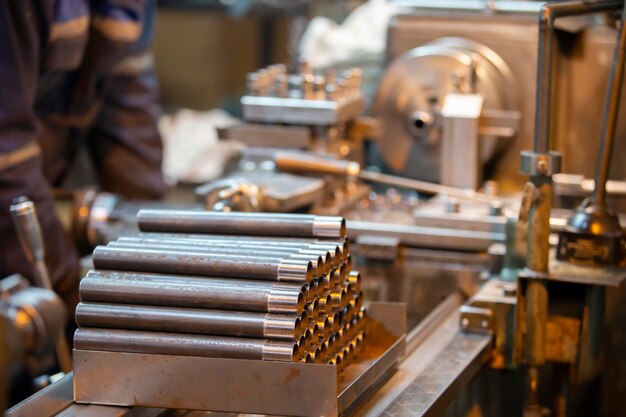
<box><xmin>108</xmin><ymin>240</ymin><xmax>327</xmax><ymax>279</ymax></box>
<box><xmin>75</xmin><ymin>303</ymin><xmax>302</xmax><ymax>341</ymax></box>
<box><xmin>329</xmin><ymin>311</ymin><xmax>340</xmax><ymax>333</ymax></box>
<box><xmin>318</xmin><ymin>294</ymin><xmax>332</xmax><ymax>315</ymax></box>
<box><xmin>74</xmin><ymin>328</ymin><xmax>297</xmax><ymax>361</ymax></box>
<box><xmin>323</xmin><ymin>271</ymin><xmax>336</xmax><ymax>291</ymax></box>
<box><xmin>316</xmin><ymin>316</ymin><xmax>331</xmax><ymax>340</ymax></box>
<box><xmin>350</xmin><ymin>292</ymin><xmax>363</xmax><ymax>312</ymax></box>
<box><xmin>330</xmin><ymin>289</ymin><xmax>346</xmax><ymax>309</ymax></box>
<box><xmin>308</xmin><ymin>279</ymin><xmax>324</xmax><ymax>300</ymax></box>
<box><xmin>132</xmin><ymin>234</ymin><xmax>345</xmax><ymax>265</ymax></box>
<box><xmin>304</xmin><ymin>299</ymin><xmax>320</xmax><ymax>324</ymax></box>
<box><xmin>81</xmin><ymin>270</ymin><xmax>305</xmax><ymax>314</ymax></box>
<box><xmin>335</xmin><ymin>264</ymin><xmax>348</xmax><ymax>289</ymax></box>
<box><xmin>137</xmin><ymin>210</ymin><xmax>346</xmax><ymax>239</ymax></box>
<box><xmin>347</xmin><ymin>271</ymin><xmax>361</xmax><ymax>293</ymax></box>
<box><xmin>92</xmin><ymin>246</ymin><xmax>314</xmax><ymax>282</ymax></box>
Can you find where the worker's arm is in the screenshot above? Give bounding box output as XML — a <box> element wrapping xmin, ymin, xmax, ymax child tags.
<box><xmin>87</xmin><ymin>0</ymin><xmax>167</xmax><ymax>200</ymax></box>
<box><xmin>0</xmin><ymin>2</ymin><xmax>80</xmax><ymax>309</ymax></box>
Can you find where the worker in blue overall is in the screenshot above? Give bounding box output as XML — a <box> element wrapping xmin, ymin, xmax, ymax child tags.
<box><xmin>0</xmin><ymin>0</ymin><xmax>167</xmax><ymax>312</ymax></box>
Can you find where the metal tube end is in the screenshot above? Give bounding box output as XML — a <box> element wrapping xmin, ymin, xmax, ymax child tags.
<box><xmin>338</xmin><ymin>263</ymin><xmax>347</xmax><ymax>285</ymax></box>
<box><xmin>322</xmin><ymin>252</ymin><xmax>332</xmax><ymax>275</ymax></box>
<box><xmin>320</xmin><ymin>294</ymin><xmax>331</xmax><ymax>314</ymax></box>
<box><xmin>312</xmin><ymin>216</ymin><xmax>346</xmax><ymax>239</ymax></box>
<box><xmin>345</xmin><ymin>254</ymin><xmax>353</xmax><ymax>275</ymax></box>
<box><xmin>313</xmin><ymin>256</ymin><xmax>324</xmax><ymax>278</ymax></box>
<box><xmin>331</xmin><ymin>312</ymin><xmax>340</xmax><ymax>333</ymax></box>
<box><xmin>268</xmin><ymin>286</ymin><xmax>305</xmax><ymax>314</ymax></box>
<box><xmin>319</xmin><ymin>317</ymin><xmax>331</xmax><ymax>339</ymax></box>
<box><xmin>278</xmin><ymin>259</ymin><xmax>313</xmax><ymax>282</ymax></box>
<box><xmin>349</xmin><ymin>292</ymin><xmax>363</xmax><ymax>312</ymax></box>
<box><xmin>348</xmin><ymin>271</ymin><xmax>361</xmax><ymax>292</ymax></box>
<box><xmin>315</xmin><ymin>279</ymin><xmax>325</xmax><ymax>298</ymax></box>
<box><xmin>330</xmin><ymin>291</ymin><xmax>342</xmax><ymax>310</ymax></box>
<box><xmin>342</xmin><ymin>239</ymin><xmax>350</xmax><ymax>258</ymax></box>
<box><xmin>262</xmin><ymin>340</ymin><xmax>298</xmax><ymax>362</ymax></box>
<box><xmin>299</xmin><ymin>309</ymin><xmax>308</xmax><ymax>327</ymax></box>
<box><xmin>317</xmin><ymin>342</ymin><xmax>328</xmax><ymax>364</ymax></box>
<box><xmin>332</xmin><ymin>247</ymin><xmax>342</xmax><ymax>268</ymax></box>
<box><xmin>264</xmin><ymin>314</ymin><xmax>300</xmax><ymax>340</ymax></box>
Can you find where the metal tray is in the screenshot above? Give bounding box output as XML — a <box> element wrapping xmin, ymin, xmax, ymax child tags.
<box><xmin>73</xmin><ymin>302</ymin><xmax>406</xmax><ymax>417</ymax></box>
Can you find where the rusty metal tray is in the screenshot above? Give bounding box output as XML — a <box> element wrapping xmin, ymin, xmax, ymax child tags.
<box><xmin>73</xmin><ymin>302</ymin><xmax>406</xmax><ymax>417</ymax></box>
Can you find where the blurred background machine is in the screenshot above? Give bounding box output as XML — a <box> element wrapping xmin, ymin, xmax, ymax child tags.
<box><xmin>4</xmin><ymin>1</ymin><xmax>626</xmax><ymax>417</ymax></box>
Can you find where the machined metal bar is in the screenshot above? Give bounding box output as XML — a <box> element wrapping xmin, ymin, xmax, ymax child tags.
<box><xmin>124</xmin><ymin>235</ymin><xmax>343</xmax><ymax>269</ymax></box>
<box><xmin>92</xmin><ymin>246</ymin><xmax>314</xmax><ymax>282</ymax></box>
<box><xmin>107</xmin><ymin>241</ymin><xmax>326</xmax><ymax>278</ymax></box>
<box><xmin>74</xmin><ymin>328</ymin><xmax>298</xmax><ymax>362</ymax></box>
<box><xmin>81</xmin><ymin>270</ymin><xmax>305</xmax><ymax>314</ymax></box>
<box><xmin>137</xmin><ymin>210</ymin><xmax>346</xmax><ymax>239</ymax></box>
<box><xmin>135</xmin><ymin>233</ymin><xmax>347</xmax><ymax>251</ymax></box>
<box><xmin>533</xmin><ymin>0</ymin><xmax>623</xmax><ymax>154</ymax></box>
<box><xmin>75</xmin><ymin>303</ymin><xmax>302</xmax><ymax>341</ymax></box>
<box><xmin>595</xmin><ymin>2</ymin><xmax>626</xmax><ymax>205</ymax></box>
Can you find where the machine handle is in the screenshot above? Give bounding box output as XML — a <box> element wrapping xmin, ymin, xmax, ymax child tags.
<box><xmin>10</xmin><ymin>197</ymin><xmax>49</xmax><ymax>287</ymax></box>
<box><xmin>274</xmin><ymin>152</ymin><xmax>361</xmax><ymax>177</ymax></box>
<box><xmin>9</xmin><ymin>196</ymin><xmax>72</xmax><ymax>373</ymax></box>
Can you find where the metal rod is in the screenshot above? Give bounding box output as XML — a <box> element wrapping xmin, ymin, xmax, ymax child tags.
<box><xmin>107</xmin><ymin>241</ymin><xmax>326</xmax><ymax>278</ymax></box>
<box><xmin>81</xmin><ymin>270</ymin><xmax>305</xmax><ymax>314</ymax></box>
<box><xmin>533</xmin><ymin>0</ymin><xmax>623</xmax><ymax>154</ymax></box>
<box><xmin>274</xmin><ymin>152</ymin><xmax>501</xmax><ymax>204</ymax></box>
<box><xmin>135</xmin><ymin>233</ymin><xmax>347</xmax><ymax>247</ymax></box>
<box><xmin>128</xmin><ymin>235</ymin><xmax>345</xmax><ymax>266</ymax></box>
<box><xmin>92</xmin><ymin>246</ymin><xmax>314</xmax><ymax>282</ymax></box>
<box><xmin>595</xmin><ymin>3</ymin><xmax>626</xmax><ymax>205</ymax></box>
<box><xmin>358</xmin><ymin>170</ymin><xmax>500</xmax><ymax>204</ymax></box>
<box><xmin>76</xmin><ymin>303</ymin><xmax>301</xmax><ymax>341</ymax></box>
<box><xmin>74</xmin><ymin>328</ymin><xmax>298</xmax><ymax>362</ymax></box>
<box><xmin>137</xmin><ymin>210</ymin><xmax>346</xmax><ymax>239</ymax></box>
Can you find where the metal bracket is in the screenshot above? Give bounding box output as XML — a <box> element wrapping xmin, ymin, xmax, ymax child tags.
<box><xmin>459</xmin><ymin>305</ymin><xmax>494</xmax><ymax>335</ymax></box>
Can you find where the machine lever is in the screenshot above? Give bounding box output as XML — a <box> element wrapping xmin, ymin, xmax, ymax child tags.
<box><xmin>10</xmin><ymin>197</ymin><xmax>73</xmax><ymax>373</ymax></box>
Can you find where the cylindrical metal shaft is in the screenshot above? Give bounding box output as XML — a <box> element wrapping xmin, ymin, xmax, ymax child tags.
<box><xmin>594</xmin><ymin>2</ymin><xmax>626</xmax><ymax>205</ymax></box>
<box><xmin>107</xmin><ymin>241</ymin><xmax>326</xmax><ymax>278</ymax></box>
<box><xmin>129</xmin><ymin>234</ymin><xmax>345</xmax><ymax>266</ymax></box>
<box><xmin>137</xmin><ymin>210</ymin><xmax>346</xmax><ymax>239</ymax></box>
<box><xmin>74</xmin><ymin>328</ymin><xmax>297</xmax><ymax>361</ymax></box>
<box><xmin>76</xmin><ymin>303</ymin><xmax>301</xmax><ymax>340</ymax></box>
<box><xmin>92</xmin><ymin>246</ymin><xmax>313</xmax><ymax>282</ymax></box>
<box><xmin>80</xmin><ymin>270</ymin><xmax>305</xmax><ymax>314</ymax></box>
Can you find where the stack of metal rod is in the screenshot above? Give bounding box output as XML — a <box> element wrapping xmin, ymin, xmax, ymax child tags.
<box><xmin>74</xmin><ymin>210</ymin><xmax>366</xmax><ymax>366</ymax></box>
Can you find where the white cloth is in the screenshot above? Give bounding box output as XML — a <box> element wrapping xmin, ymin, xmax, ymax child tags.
<box><xmin>159</xmin><ymin>109</ymin><xmax>242</xmax><ymax>185</ymax></box>
<box><xmin>299</xmin><ymin>0</ymin><xmax>405</xmax><ymax>69</ymax></box>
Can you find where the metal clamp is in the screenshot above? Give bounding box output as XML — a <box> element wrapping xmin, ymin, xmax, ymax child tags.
<box><xmin>519</xmin><ymin>150</ymin><xmax>562</xmax><ymax>176</ymax></box>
